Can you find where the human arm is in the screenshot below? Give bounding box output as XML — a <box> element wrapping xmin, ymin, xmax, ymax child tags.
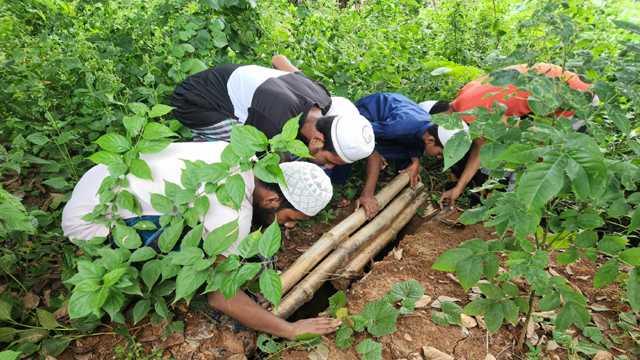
<box><xmin>271</xmin><ymin>55</ymin><xmax>299</xmax><ymax>73</ymax></box>
<box><xmin>207</xmin><ymin>255</ymin><xmax>341</xmax><ymax>340</ymax></box>
<box><xmin>355</xmin><ymin>150</ymin><xmax>383</xmax><ymax>220</ymax></box>
<box><xmin>440</xmin><ymin>137</ymin><xmax>486</xmax><ymax>209</ymax></box>
<box><xmin>398</xmin><ymin>157</ymin><xmax>422</xmax><ymax>188</ymax></box>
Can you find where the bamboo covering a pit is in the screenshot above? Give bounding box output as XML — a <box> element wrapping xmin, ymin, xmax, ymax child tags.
<box><xmin>340</xmin><ymin>193</ymin><xmax>429</xmax><ymax>274</ymax></box>
<box><xmin>274</xmin><ymin>182</ymin><xmax>424</xmax><ymax>319</ymax></box>
<box><xmin>279</xmin><ymin>173</ymin><xmax>411</xmax><ymax>295</ymax></box>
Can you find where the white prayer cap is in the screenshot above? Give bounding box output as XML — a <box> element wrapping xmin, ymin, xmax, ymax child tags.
<box><xmin>419</xmin><ymin>100</ymin><xmax>438</xmax><ymax>114</ymax></box>
<box><xmin>279</xmin><ymin>162</ymin><xmax>333</xmax><ymax>216</ymax></box>
<box><xmin>438</xmin><ymin>120</ymin><xmax>470</xmax><ymax>146</ymax></box>
<box><xmin>325</xmin><ymin>97</ymin><xmax>375</xmax><ymax>163</ymax></box>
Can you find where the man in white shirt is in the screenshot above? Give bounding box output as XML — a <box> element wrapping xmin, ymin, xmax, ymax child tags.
<box><xmin>62</xmin><ymin>141</ymin><xmax>341</xmax><ymax>340</ymax></box>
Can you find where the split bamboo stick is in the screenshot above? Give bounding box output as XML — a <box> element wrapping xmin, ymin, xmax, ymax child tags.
<box><xmin>279</xmin><ymin>173</ymin><xmax>410</xmax><ymax>294</ymax></box>
<box><xmin>340</xmin><ymin>193</ymin><xmax>429</xmax><ymax>274</ymax></box>
<box><xmin>274</xmin><ymin>182</ymin><xmax>424</xmax><ymax>319</ymax></box>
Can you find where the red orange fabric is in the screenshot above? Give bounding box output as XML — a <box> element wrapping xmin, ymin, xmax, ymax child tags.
<box><xmin>451</xmin><ymin>63</ymin><xmax>593</xmax><ymax>123</ymax></box>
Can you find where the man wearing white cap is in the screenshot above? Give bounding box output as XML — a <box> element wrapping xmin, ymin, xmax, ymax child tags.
<box><xmin>171</xmin><ymin>55</ymin><xmax>374</xmax><ymax>169</ymax></box>
<box><xmin>350</xmin><ymin>93</ymin><xmax>471</xmax><ymax>218</ymax></box>
<box><xmin>62</xmin><ymin>141</ymin><xmax>341</xmax><ymax>340</ymax></box>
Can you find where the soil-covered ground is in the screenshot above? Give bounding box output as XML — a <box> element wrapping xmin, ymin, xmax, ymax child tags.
<box><xmin>56</xmin><ymin>208</ymin><xmax>632</xmax><ymax>360</ymax></box>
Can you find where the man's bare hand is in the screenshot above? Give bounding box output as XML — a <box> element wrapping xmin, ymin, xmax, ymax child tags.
<box><xmin>380</xmin><ymin>154</ymin><xmax>388</xmax><ymax>170</ymax></box>
<box><xmin>285</xmin><ymin>318</ymin><xmax>342</xmax><ymax>341</ymax></box>
<box><xmin>399</xmin><ymin>162</ymin><xmax>422</xmax><ymax>188</ymax></box>
<box><xmin>355</xmin><ymin>194</ymin><xmax>379</xmax><ymax>219</ymax></box>
<box><xmin>440</xmin><ymin>186</ymin><xmax>464</xmax><ymax>210</ymax></box>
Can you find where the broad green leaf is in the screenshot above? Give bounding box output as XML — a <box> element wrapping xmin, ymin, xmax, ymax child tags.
<box><xmin>142</xmin><ymin>123</ymin><xmax>178</xmax><ymax>140</ymax></box>
<box><xmin>556</xmin><ymin>247</ymin><xmax>579</xmax><ymax>265</ymax></box>
<box><xmin>485</xmin><ymin>68</ymin><xmax>521</xmax><ymax>86</ymax></box>
<box><xmin>40</xmin><ymin>337</ymin><xmax>71</xmax><ymax>357</ymax></box>
<box><xmin>440</xmin><ymin>301</ymin><xmax>462</xmax><ymax>325</ymax></box>
<box><xmin>204</xmin><ymin>219</ymin><xmax>240</xmax><ymax>256</ymax></box>
<box><xmin>484</xmin><ymin>301</ymin><xmax>504</xmax><ymax>334</ymax></box>
<box><xmin>258</xmin><ymin>217</ymin><xmax>281</xmax><ymax>258</ymax></box>
<box><xmin>455</xmin><ymin>254</ymin><xmax>483</xmax><ymax>290</ymax></box>
<box><xmin>478</xmin><ymin>283</ymin><xmax>505</xmax><ymax>300</ymax></box>
<box><xmin>133</xmin><ymin>299</ymin><xmax>151</xmax><ymax>324</ymax></box>
<box><xmin>87</xmin><ymin>151</ymin><xmax>123</xmax><ymax>166</ymax></box>
<box><xmin>496</xmin><ymin>144</ymin><xmax>553</xmax><ymax>164</ymax></box>
<box><xmin>138</xmin><ymin>139</ymin><xmax>172</xmax><ymax>154</ymax></box>
<box><xmin>483</xmin><ymin>252</ymin><xmax>500</xmax><ymax>281</ymax></box>
<box><xmin>459</xmin><ymin>238</ymin><xmax>489</xmax><ymax>254</ymax></box>
<box><xmin>555</xmin><ymin>302</ymin><xmax>591</xmax><ymax>332</ymax></box>
<box><xmin>400</xmin><ymin>299</ymin><xmax>415</xmax><ymax>314</ymax></box>
<box><xmin>431</xmin><ymin>310</ymin><xmax>456</xmax><ymax>327</ymax></box>
<box><xmin>230</xmin><ymin>124</ymin><xmax>268</xmax><ymax>157</ymax></box>
<box><xmin>112</xmin><ymin>222</ymin><xmax>142</xmax><ymax>249</ymax></box>
<box><xmin>102</xmin><ymin>267</ymin><xmax>128</xmax><ymax>287</ymax></box>
<box><xmin>613</xmin><ymin>19</ymin><xmax>640</xmax><ymax>35</ymax></box>
<box><xmin>502</xmin><ymin>299</ymin><xmax>519</xmax><ymax>325</ymax></box>
<box><xmin>36</xmin><ymin>309</ymin><xmax>59</xmax><ymax>330</ymax></box>
<box><xmin>158</xmin><ymin>218</ymin><xmax>184</xmax><ymax>253</ymax></box>
<box><xmin>628</xmin><ymin>268</ymin><xmax>640</xmax><ymax>313</ymax></box>
<box><xmin>480</xmin><ymin>141</ymin><xmax>506</xmax><ymax>170</ymax></box>
<box><xmin>390</xmin><ymin>279</ymin><xmax>425</xmax><ymax>302</ymax></box>
<box><xmin>334</xmin><ymin>323</ymin><xmax>354</xmax><ymax>350</ymax></box>
<box><xmin>225</xmin><ymin>174</ymin><xmax>245</xmax><ymax>211</ymax></box>
<box><xmin>564</xmin><ymin>133</ymin><xmax>607</xmax><ymax>200</ymax></box>
<box><xmin>154</xmin><ymin>296</ymin><xmax>169</xmax><ymax>320</ymax></box>
<box><xmin>94</xmin><ymin>133</ymin><xmax>130</xmax><ymax>153</ymax></box>
<box><xmin>576</xmin><ymin>214</ymin><xmax>604</xmax><ymax>230</ymax></box>
<box><xmin>123</xmin><ymin>115</ymin><xmax>145</xmax><ymax>136</ymax></box>
<box><xmin>517</xmin><ymin>150</ymin><xmax>566</xmax><ymax>210</ymax></box>
<box><xmin>141</xmin><ymin>259</ymin><xmax>162</xmax><ymax>288</ymax></box>
<box><xmin>175</xmin><ymin>265</ymin><xmax>208</xmax><ymax>301</ymax></box>
<box><xmin>620</xmin><ymin>248</ymin><xmax>640</xmax><ymax>266</ymax></box>
<box><xmin>237</xmin><ymin>230</ymin><xmax>262</xmax><ymax>259</ymax></box>
<box><xmin>0</xmin><ymin>329</ymin><xmax>18</xmax><ymax>344</ymax></box>
<box><xmin>149</xmin><ymin>104</ymin><xmax>175</xmax><ymax>118</ymax></box>
<box><xmin>282</xmin><ymin>116</ymin><xmax>300</xmax><ymax>141</ymax></box>
<box><xmin>117</xmin><ymin>190</ymin><xmax>141</xmax><ymax>216</ymax></box>
<box><xmin>431</xmin><ymin>248</ymin><xmax>473</xmax><ymax>271</ymax></box>
<box><xmin>356</xmin><ymin>339</ymin><xmax>383</xmax><ymax>360</ymax></box>
<box><xmin>594</xmin><ymin>258</ymin><xmax>619</xmax><ymax>288</ymax></box>
<box><xmin>629</xmin><ymin>208</ymin><xmax>640</xmax><ymax>234</ymax></box>
<box><xmin>575</xmin><ymin>231</ymin><xmax>598</xmax><ymax>248</ymax></box>
<box><xmin>26</xmin><ymin>132</ymin><xmax>49</xmax><ymax>145</ymax></box>
<box><xmin>537</xmin><ymin>292</ymin><xmax>561</xmax><ymax>311</ymax></box>
<box><xmin>129</xmin><ymin>159</ymin><xmax>153</xmax><ymax>180</ymax></box>
<box><xmin>502</xmin><ymin>281</ymin><xmax>519</xmax><ymax>297</ymax></box>
<box><xmin>329</xmin><ymin>291</ymin><xmax>346</xmax><ymax>317</ymax></box>
<box><xmin>460</xmin><ymin>207</ymin><xmax>490</xmax><ymax>224</ymax></box>
<box><xmin>130</xmin><ymin>247</ymin><xmax>157</xmax><ymax>263</ymax></box>
<box><xmin>194</xmin><ymin>196</ymin><xmax>210</xmax><ymax>216</ymax></box>
<box><xmin>0</xmin><ymin>201</ymin><xmax>35</xmax><ymax>232</ymax></box>
<box><xmin>597</xmin><ymin>236</ymin><xmax>627</xmax><ymax>255</ymax></box>
<box><xmin>181</xmin><ymin>224</ymin><xmax>204</xmax><ymax>249</ymax></box>
<box><xmin>604</xmin><ymin>104</ymin><xmax>630</xmax><ymax>135</ymax></box>
<box><xmin>68</xmin><ymin>292</ymin><xmax>92</xmax><ymax>319</ymax></box>
<box><xmin>443</xmin><ymin>130</ymin><xmax>471</xmax><ymax>171</ymax></box>
<box><xmin>609</xmin><ymin>199</ymin><xmax>631</xmax><ymax>218</ymax></box>
<box><xmin>362</xmin><ymin>297</ymin><xmax>400</xmax><ymax>336</ymax></box>
<box><xmin>259</xmin><ymin>269</ymin><xmax>282</xmax><ymax>310</ymax></box>
<box><xmin>170</xmin><ymin>247</ymin><xmax>204</xmax><ymax>266</ymax></box>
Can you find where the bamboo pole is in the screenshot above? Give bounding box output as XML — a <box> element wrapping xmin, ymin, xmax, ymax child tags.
<box><xmin>340</xmin><ymin>193</ymin><xmax>429</xmax><ymax>274</ymax></box>
<box><xmin>279</xmin><ymin>173</ymin><xmax>410</xmax><ymax>295</ymax></box>
<box><xmin>274</xmin><ymin>183</ymin><xmax>424</xmax><ymax>319</ymax></box>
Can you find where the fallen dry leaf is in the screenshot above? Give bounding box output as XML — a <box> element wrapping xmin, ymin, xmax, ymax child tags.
<box><xmin>485</xmin><ymin>354</ymin><xmax>497</xmax><ymax>360</ymax></box>
<box><xmin>526</xmin><ymin>319</ymin><xmax>539</xmax><ymax>345</ymax></box>
<box><xmin>393</xmin><ymin>248</ymin><xmax>404</xmax><ymax>261</ymax></box>
<box><xmin>422</xmin><ymin>346</ymin><xmax>454</xmax><ymax>360</ymax></box>
<box><xmin>74</xmin><ymin>354</ymin><xmax>92</xmax><ymax>360</ymax></box>
<box><xmin>155</xmin><ymin>332</ymin><xmax>184</xmax><ymax>350</ymax></box>
<box><xmin>461</xmin><ymin>314</ymin><xmax>477</xmax><ymax>328</ymax></box>
<box><xmin>446</xmin><ymin>273</ymin><xmax>459</xmax><ymax>284</ymax></box>
<box><xmin>307</xmin><ymin>344</ymin><xmax>329</xmax><ymax>360</ymax></box>
<box><xmin>415</xmin><ymin>295</ymin><xmax>432</xmax><ymax>308</ymax></box>
<box><xmin>228</xmin><ymin>355</ymin><xmax>248</xmax><ymax>360</ymax></box>
<box><xmin>404</xmin><ymin>333</ymin><xmax>412</xmax><ymax>341</ymax></box>
<box><xmin>53</xmin><ymin>305</ymin><xmax>68</xmax><ymax>320</ymax></box>
<box><xmin>21</xmin><ymin>292</ymin><xmax>40</xmax><ymax>309</ymax></box>
<box><xmin>476</xmin><ymin>316</ymin><xmax>486</xmax><ymax>330</ymax></box>
<box><xmin>533</xmin><ymin>311</ymin><xmax>555</xmax><ymax>319</ymax></box>
<box><xmin>592</xmin><ymin>351</ymin><xmax>614</xmax><ymax>360</ymax></box>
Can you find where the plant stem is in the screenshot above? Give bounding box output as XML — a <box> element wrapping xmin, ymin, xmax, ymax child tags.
<box><xmin>516</xmin><ymin>289</ymin><xmax>536</xmax><ymax>352</ymax></box>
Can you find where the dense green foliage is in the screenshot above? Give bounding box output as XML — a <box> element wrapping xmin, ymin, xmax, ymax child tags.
<box><xmin>1</xmin><ymin>0</ymin><xmax>639</xmax><ymax>358</ymax></box>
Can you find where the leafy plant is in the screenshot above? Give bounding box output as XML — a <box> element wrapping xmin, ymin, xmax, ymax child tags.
<box><xmin>432</xmin><ymin>0</ymin><xmax>640</xmax><ymax>352</ymax></box>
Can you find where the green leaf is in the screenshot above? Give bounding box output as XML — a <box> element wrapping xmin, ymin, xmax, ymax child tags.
<box><xmin>356</xmin><ymin>339</ymin><xmax>383</xmax><ymax>360</ymax></box>
<box><xmin>484</xmin><ymin>301</ymin><xmax>504</xmax><ymax>334</ymax></box>
<box><xmin>230</xmin><ymin>125</ymin><xmax>268</xmax><ymax>157</ymax></box>
<box><xmin>133</xmin><ymin>299</ymin><xmax>151</xmax><ymax>324</ymax></box>
<box><xmin>287</xmin><ymin>139</ymin><xmax>313</xmax><ymax>158</ymax></box>
<box><xmin>502</xmin><ymin>299</ymin><xmax>519</xmax><ymax>325</ymax></box>
<box><xmin>180</xmin><ymin>58</ymin><xmax>208</xmax><ymax>74</ymax></box>
<box><xmin>237</xmin><ymin>230</ymin><xmax>262</xmax><ymax>258</ymax></box>
<box><xmin>442</xmin><ymin>130</ymin><xmax>471</xmax><ymax>171</ymax></box>
<box><xmin>334</xmin><ymin>324</ymin><xmax>354</xmax><ymax>350</ymax></box>
<box><xmin>36</xmin><ymin>309</ymin><xmax>59</xmax><ymax>330</ymax></box>
<box><xmin>129</xmin><ymin>159</ymin><xmax>153</xmax><ymax>180</ymax></box>
<box><xmin>181</xmin><ymin>224</ymin><xmax>204</xmax><ymax>249</ymax></box>
<box><xmin>496</xmin><ymin>144</ymin><xmax>552</xmax><ymax>164</ymax></box>
<box><xmin>225</xmin><ymin>174</ymin><xmax>245</xmax><ymax>210</ymax></box>
<box><xmin>94</xmin><ymin>133</ymin><xmax>130</xmax><ymax>153</ymax></box>
<box><xmin>537</xmin><ymin>292</ymin><xmax>561</xmax><ymax>311</ymax></box>
<box><xmin>148</xmin><ymin>104</ymin><xmax>175</xmax><ymax>118</ymax></box>
<box><xmin>627</xmin><ymin>268</ymin><xmax>640</xmax><ymax>313</ymax></box>
<box><xmin>282</xmin><ymin>116</ymin><xmax>300</xmax><ymax>141</ymax></box>
<box><xmin>362</xmin><ymin>297</ymin><xmax>400</xmax><ymax>337</ymax></box>
<box><xmin>259</xmin><ymin>217</ymin><xmax>281</xmax><ymax>258</ymax></box>
<box><xmin>620</xmin><ymin>248</ymin><xmax>640</xmax><ymax>266</ymax></box>
<box><xmin>483</xmin><ymin>252</ymin><xmax>500</xmax><ymax>281</ymax></box>
<box><xmin>390</xmin><ymin>279</ymin><xmax>425</xmax><ymax>303</ymax></box>
<box><xmin>259</xmin><ymin>269</ymin><xmax>282</xmax><ymax>310</ymax></box>
<box><xmin>40</xmin><ymin>337</ymin><xmax>71</xmax><ymax>357</ymax></box>
<box><xmin>577</xmin><ymin>214</ymin><xmax>604</xmax><ymax>230</ymax></box>
<box><xmin>479</xmin><ymin>141</ymin><xmax>506</xmax><ymax>170</ymax></box>
<box><xmin>87</xmin><ymin>151</ymin><xmax>123</xmax><ymax>166</ymax></box>
<box><xmin>400</xmin><ymin>299</ymin><xmax>416</xmax><ymax>314</ymax></box>
<box><xmin>194</xmin><ymin>196</ymin><xmax>210</xmax><ymax>216</ymax></box>
<box><xmin>629</xmin><ymin>208</ymin><xmax>640</xmax><ymax>234</ymax></box>
<box><xmin>597</xmin><ymin>236</ymin><xmax>628</xmax><ymax>255</ymax></box>
<box><xmin>329</xmin><ymin>291</ymin><xmax>347</xmax><ymax>317</ymax></box>
<box><xmin>478</xmin><ymin>283</ymin><xmax>505</xmax><ymax>300</ymax></box>
<box><xmin>171</xmin><ymin>248</ymin><xmax>204</xmax><ymax>266</ymax></box>
<box><xmin>584</xmin><ymin>326</ymin><xmax>603</xmax><ymax>343</ymax></box>
<box><xmin>575</xmin><ymin>231</ymin><xmax>598</xmax><ymax>249</ymax></box>
<box><xmin>123</xmin><ymin>115</ymin><xmax>145</xmax><ymax>136</ymax></box>
<box><xmin>440</xmin><ymin>301</ymin><xmax>462</xmax><ymax>325</ymax></box>
<box><xmin>154</xmin><ymin>296</ymin><xmax>169</xmax><ymax>320</ymax></box>
<box><xmin>459</xmin><ymin>238</ymin><xmax>489</xmax><ymax>254</ymax></box>
<box><xmin>455</xmin><ymin>255</ymin><xmax>483</xmax><ymax>290</ymax></box>
<box><xmin>431</xmin><ymin>248</ymin><xmax>473</xmax><ymax>271</ymax></box>
<box><xmin>102</xmin><ymin>267</ymin><xmax>128</xmax><ymax>287</ymax></box>
<box><xmin>203</xmin><ymin>218</ymin><xmax>240</xmax><ymax>256</ymax></box>
<box><xmin>138</xmin><ymin>139</ymin><xmax>172</xmax><ymax>154</ymax></box>
<box><xmin>26</xmin><ymin>132</ymin><xmax>49</xmax><ymax>145</ymax></box>
<box><xmin>609</xmin><ymin>199</ymin><xmax>631</xmax><ymax>218</ymax></box>
<box><xmin>0</xmin><ymin>328</ymin><xmax>18</xmax><ymax>344</ymax></box>
<box><xmin>502</xmin><ymin>281</ymin><xmax>519</xmax><ymax>297</ymax></box>
<box><xmin>594</xmin><ymin>258</ymin><xmax>619</xmax><ymax>288</ymax></box>
<box><xmin>462</xmin><ymin>298</ymin><xmax>494</xmax><ymax>316</ymax></box>
<box><xmin>604</xmin><ymin>104</ymin><xmax>630</xmax><ymax>135</ymax></box>
<box><xmin>613</xmin><ymin>19</ymin><xmax>640</xmax><ymax>35</ymax></box>
<box><xmin>557</xmin><ymin>247</ymin><xmax>579</xmax><ymax>265</ymax></box>
<box><xmin>555</xmin><ymin>302</ymin><xmax>591</xmax><ymax>332</ymax></box>
<box><xmin>112</xmin><ymin>222</ymin><xmax>142</xmax><ymax>249</ymax></box>
<box><xmin>142</xmin><ymin>123</ymin><xmax>178</xmax><ymax>140</ymax></box>
<box><xmin>211</xmin><ymin>28</ymin><xmax>228</xmax><ymax>48</ymax></box>
<box><xmin>141</xmin><ymin>259</ymin><xmax>162</xmax><ymax>288</ymax></box>
<box><xmin>130</xmin><ymin>247</ymin><xmax>157</xmax><ymax>262</ymax></box>
<box><xmin>175</xmin><ymin>265</ymin><xmax>208</xmax><ymax>302</ymax></box>
<box><xmin>517</xmin><ymin>150</ymin><xmax>566</xmax><ymax>210</ymax></box>
<box><xmin>0</xmin><ymin>201</ymin><xmax>34</xmax><ymax>232</ymax></box>
<box><xmin>563</xmin><ymin>133</ymin><xmax>607</xmax><ymax>200</ymax></box>
<box><xmin>158</xmin><ymin>218</ymin><xmax>184</xmax><ymax>253</ymax></box>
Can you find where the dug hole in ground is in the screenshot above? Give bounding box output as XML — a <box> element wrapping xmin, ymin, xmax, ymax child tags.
<box><xmin>59</xmin><ymin>206</ymin><xmax>627</xmax><ymax>360</ymax></box>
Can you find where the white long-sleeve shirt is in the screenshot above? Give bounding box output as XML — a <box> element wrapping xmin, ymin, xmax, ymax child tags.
<box><xmin>61</xmin><ymin>141</ymin><xmax>254</xmax><ymax>257</ymax></box>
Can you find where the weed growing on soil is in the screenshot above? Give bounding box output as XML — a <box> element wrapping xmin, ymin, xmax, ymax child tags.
<box><xmin>431</xmin><ymin>0</ymin><xmax>640</xmax><ymax>353</ymax></box>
